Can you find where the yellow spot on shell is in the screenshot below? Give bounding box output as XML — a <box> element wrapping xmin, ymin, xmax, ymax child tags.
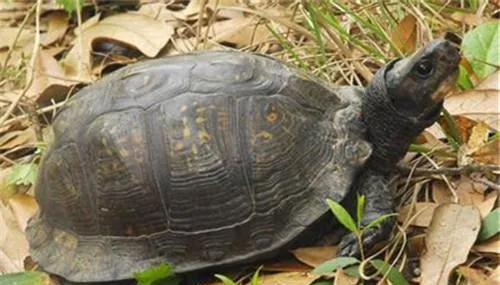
<box><xmin>256</xmin><ymin>131</ymin><xmax>272</xmax><ymax>140</ymax></box>
<box><xmin>182</xmin><ymin>118</ymin><xmax>191</xmax><ymax>138</ymax></box>
<box><xmin>196</xmin><ymin>117</ymin><xmax>206</xmax><ymax>124</ymax></box>
<box><xmin>174</xmin><ymin>142</ymin><xmax>184</xmax><ymax>151</ymax></box>
<box><xmin>119</xmin><ymin>149</ymin><xmax>129</xmax><ymax>157</ymax></box>
<box><xmin>192</xmin><ymin>144</ymin><xmax>198</xmax><ymax>155</ymax></box>
<box><xmin>181</xmin><ymin>105</ymin><xmax>188</xmax><ymax>112</ymax></box>
<box><xmin>267</xmin><ymin>112</ymin><xmax>278</xmax><ymax>122</ymax></box>
<box><xmin>198</xmin><ymin>131</ymin><xmax>211</xmax><ymax>143</ymax></box>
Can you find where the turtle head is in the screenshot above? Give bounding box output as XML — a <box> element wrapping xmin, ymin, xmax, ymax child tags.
<box><xmin>362</xmin><ymin>39</ymin><xmax>460</xmax><ymax>172</ymax></box>
<box><xmin>384</xmin><ymin>39</ymin><xmax>460</xmax><ymax>119</ymax></box>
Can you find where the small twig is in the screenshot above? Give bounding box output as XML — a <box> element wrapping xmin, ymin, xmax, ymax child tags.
<box><xmin>1</xmin><ymin>4</ymin><xmax>36</xmax><ymax>76</ymax></box>
<box><xmin>470</xmin><ymin>176</ymin><xmax>500</xmax><ymax>191</ymax></box>
<box><xmin>195</xmin><ymin>0</ymin><xmax>209</xmax><ymax>50</ymax></box>
<box><xmin>0</xmin><ymin>0</ymin><xmax>41</xmax><ymax>127</ymax></box>
<box><xmin>398</xmin><ymin>164</ymin><xmax>500</xmax><ymax>176</ymax></box>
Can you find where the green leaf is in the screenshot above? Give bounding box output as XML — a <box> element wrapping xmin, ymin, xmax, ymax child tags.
<box><xmin>214</xmin><ymin>274</ymin><xmax>239</xmax><ymax>285</ymax></box>
<box><xmin>133</xmin><ymin>263</ymin><xmax>180</xmax><ymax>285</ymax></box>
<box><xmin>7</xmin><ymin>163</ymin><xmax>38</xmax><ymax>186</ymax></box>
<box><xmin>457</xmin><ymin>65</ymin><xmax>473</xmax><ymax>90</ymax></box>
<box><xmin>364</xmin><ymin>213</ymin><xmax>397</xmax><ymax>231</ymax></box>
<box><xmin>478</xmin><ymin>208</ymin><xmax>500</xmax><ymax>242</ymax></box>
<box><xmin>326</xmin><ymin>199</ymin><xmax>357</xmax><ymax>233</ymax></box>
<box><xmin>370</xmin><ymin>259</ymin><xmax>409</xmax><ymax>285</ymax></box>
<box><xmin>0</xmin><ymin>271</ymin><xmax>51</xmax><ymax>285</ymax></box>
<box><xmin>356</xmin><ymin>193</ymin><xmax>365</xmax><ymax>226</ymax></box>
<box><xmin>310</xmin><ymin>281</ymin><xmax>332</xmax><ymax>285</ymax></box>
<box><xmin>343</xmin><ymin>265</ymin><xmax>361</xmax><ymax>278</ymax></box>
<box><xmin>312</xmin><ymin>256</ymin><xmax>360</xmax><ymax>274</ymax></box>
<box><xmin>462</xmin><ymin>21</ymin><xmax>499</xmax><ymax>79</ymax></box>
<box><xmin>56</xmin><ymin>0</ymin><xmax>84</xmax><ymax>14</ymax></box>
<box><xmin>250</xmin><ymin>266</ymin><xmax>263</xmax><ymax>285</ymax></box>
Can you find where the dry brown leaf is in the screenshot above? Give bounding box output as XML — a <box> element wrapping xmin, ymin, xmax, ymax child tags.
<box><xmin>456</xmin><ymin>176</ymin><xmax>486</xmax><ymax>206</ymax></box>
<box><xmin>253</xmin><ymin>272</ymin><xmax>319</xmax><ymax>285</ymax></box>
<box><xmin>263</xmin><ymin>259</ymin><xmax>311</xmax><ymax>272</ymax></box>
<box><xmin>334</xmin><ymin>269</ymin><xmax>358</xmax><ymax>285</ymax></box>
<box><xmin>200</xmin><ymin>17</ymin><xmax>272</xmax><ymax>47</ymax></box>
<box><xmin>170</xmin><ymin>0</ymin><xmax>239</xmax><ymax>20</ymax></box>
<box><xmin>474</xmin><ymin>237</ymin><xmax>500</xmax><ymax>254</ymax></box>
<box><xmin>450</xmin><ymin>12</ymin><xmax>486</xmax><ymax>26</ymax></box>
<box><xmin>392</xmin><ymin>14</ymin><xmax>417</xmax><ymax>54</ymax></box>
<box><xmin>457</xmin><ymin>266</ymin><xmax>489</xmax><ymax>284</ymax></box>
<box><xmin>398</xmin><ymin>202</ymin><xmax>439</xmax><ymax>227</ymax></box>
<box><xmin>27</xmin><ymin>49</ymin><xmax>74</xmax><ymax>102</ymax></box>
<box><xmin>431</xmin><ymin>181</ymin><xmax>454</xmax><ymax>204</ymax></box>
<box><xmin>487</xmin><ymin>266</ymin><xmax>500</xmax><ymax>284</ymax></box>
<box><xmin>0</xmin><ymin>128</ymin><xmax>36</xmax><ymax>151</ymax></box>
<box><xmin>438</xmin><ymin>115</ymin><xmax>477</xmax><ymax>143</ymax></box>
<box><xmin>472</xmin><ymin>139</ymin><xmax>500</xmax><ymax>165</ymax></box>
<box><xmin>444</xmin><ymin>70</ymin><xmax>500</xmax><ymax>130</ymax></box>
<box><xmin>477</xmin><ymin>190</ymin><xmax>498</xmax><ymax>219</ymax></box>
<box><xmin>0</xmin><ymin>27</ymin><xmax>33</xmax><ymax>50</ymax></box>
<box><xmin>467</xmin><ymin>121</ymin><xmax>490</xmax><ymax>153</ymax></box>
<box><xmin>63</xmin><ymin>13</ymin><xmax>174</xmax><ymax>81</ymax></box>
<box><xmin>420</xmin><ymin>204</ymin><xmax>481</xmax><ymax>285</ymax></box>
<box><xmin>0</xmin><ymin>202</ymin><xmax>30</xmax><ymax>272</ymax></box>
<box><xmin>8</xmin><ymin>194</ymin><xmax>38</xmax><ymax>231</ymax></box>
<box><xmin>291</xmin><ymin>246</ymin><xmax>336</xmax><ymax>268</ymax></box>
<box><xmin>41</xmin><ymin>11</ymin><xmax>69</xmax><ymax>46</ymax></box>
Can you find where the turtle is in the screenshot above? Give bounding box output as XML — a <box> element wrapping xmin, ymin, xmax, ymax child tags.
<box><xmin>26</xmin><ymin>39</ymin><xmax>460</xmax><ymax>283</ymax></box>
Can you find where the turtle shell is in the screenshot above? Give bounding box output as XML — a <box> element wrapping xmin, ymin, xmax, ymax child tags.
<box><xmin>26</xmin><ymin>51</ymin><xmax>372</xmax><ymax>282</ymax></box>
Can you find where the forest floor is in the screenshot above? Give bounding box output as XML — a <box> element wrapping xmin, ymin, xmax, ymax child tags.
<box><xmin>0</xmin><ymin>1</ymin><xmax>498</xmax><ymax>285</ymax></box>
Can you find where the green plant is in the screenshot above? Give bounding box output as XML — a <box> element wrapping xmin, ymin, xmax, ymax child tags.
<box><xmin>215</xmin><ymin>266</ymin><xmax>262</xmax><ymax>285</ymax></box>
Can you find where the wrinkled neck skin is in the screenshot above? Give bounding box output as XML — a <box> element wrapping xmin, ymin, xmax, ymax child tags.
<box><xmin>361</xmin><ymin>65</ymin><xmax>442</xmax><ymax>175</ymax></box>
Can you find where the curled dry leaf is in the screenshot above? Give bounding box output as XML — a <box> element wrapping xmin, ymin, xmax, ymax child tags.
<box><xmin>420</xmin><ymin>204</ymin><xmax>481</xmax><ymax>285</ymax></box>
<box><xmin>398</xmin><ymin>202</ymin><xmax>439</xmax><ymax>227</ymax></box>
<box><xmin>200</xmin><ymin>17</ymin><xmax>273</xmax><ymax>47</ymax></box>
<box><xmin>63</xmin><ymin>13</ymin><xmax>174</xmax><ymax>82</ymax></box>
<box><xmin>0</xmin><ymin>203</ymin><xmax>30</xmax><ymax>272</ymax></box>
<box><xmin>27</xmin><ymin>49</ymin><xmax>74</xmax><ymax>103</ymax></box>
<box><xmin>444</xmin><ymin>70</ymin><xmax>500</xmax><ymax>130</ymax></box>
<box><xmin>391</xmin><ymin>14</ymin><xmax>417</xmax><ymax>54</ymax></box>
<box><xmin>291</xmin><ymin>246</ymin><xmax>336</xmax><ymax>268</ymax></box>
<box><xmin>472</xmin><ymin>139</ymin><xmax>500</xmax><ymax>165</ymax></box>
<box><xmin>252</xmin><ymin>272</ymin><xmax>319</xmax><ymax>285</ymax></box>
<box><xmin>8</xmin><ymin>194</ymin><xmax>38</xmax><ymax>231</ymax></box>
<box><xmin>40</xmin><ymin>11</ymin><xmax>69</xmax><ymax>46</ymax></box>
<box><xmin>457</xmin><ymin>266</ymin><xmax>489</xmax><ymax>284</ymax></box>
<box><xmin>474</xmin><ymin>237</ymin><xmax>500</xmax><ymax>254</ymax></box>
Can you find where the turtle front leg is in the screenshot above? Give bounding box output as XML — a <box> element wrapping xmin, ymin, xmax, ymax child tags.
<box><xmin>337</xmin><ymin>169</ymin><xmax>395</xmax><ymax>257</ymax></box>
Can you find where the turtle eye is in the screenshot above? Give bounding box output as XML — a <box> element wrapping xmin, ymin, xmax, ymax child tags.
<box><xmin>413</xmin><ymin>58</ymin><xmax>434</xmax><ymax>78</ymax></box>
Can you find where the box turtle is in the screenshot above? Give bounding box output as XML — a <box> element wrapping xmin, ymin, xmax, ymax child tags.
<box><xmin>26</xmin><ymin>39</ymin><xmax>459</xmax><ymax>283</ymax></box>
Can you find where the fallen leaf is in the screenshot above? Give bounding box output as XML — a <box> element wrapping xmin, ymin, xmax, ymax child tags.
<box><xmin>0</xmin><ymin>128</ymin><xmax>36</xmax><ymax>151</ymax></box>
<box><xmin>445</xmin><ymin>70</ymin><xmax>500</xmax><ymax>130</ymax></box>
<box><xmin>392</xmin><ymin>14</ymin><xmax>417</xmax><ymax>54</ymax></box>
<box><xmin>420</xmin><ymin>204</ymin><xmax>481</xmax><ymax>285</ymax></box>
<box><xmin>457</xmin><ymin>266</ymin><xmax>489</xmax><ymax>284</ymax></box>
<box><xmin>474</xmin><ymin>237</ymin><xmax>500</xmax><ymax>254</ymax></box>
<box><xmin>472</xmin><ymin>139</ymin><xmax>500</xmax><ymax>165</ymax></box>
<box><xmin>292</xmin><ymin>246</ymin><xmax>336</xmax><ymax>268</ymax></box>
<box><xmin>63</xmin><ymin>13</ymin><xmax>174</xmax><ymax>81</ymax></box>
<box><xmin>253</xmin><ymin>272</ymin><xmax>319</xmax><ymax>285</ymax></box>
<box><xmin>478</xmin><ymin>208</ymin><xmax>500</xmax><ymax>242</ymax></box>
<box><xmin>200</xmin><ymin>17</ymin><xmax>272</xmax><ymax>47</ymax></box>
<box><xmin>263</xmin><ymin>259</ymin><xmax>311</xmax><ymax>272</ymax></box>
<box><xmin>170</xmin><ymin>0</ymin><xmax>239</xmax><ymax>20</ymax></box>
<box><xmin>0</xmin><ymin>27</ymin><xmax>33</xmax><ymax>50</ymax></box>
<box><xmin>398</xmin><ymin>202</ymin><xmax>439</xmax><ymax>227</ymax></box>
<box><xmin>486</xmin><ymin>266</ymin><xmax>500</xmax><ymax>284</ymax></box>
<box><xmin>40</xmin><ymin>11</ymin><xmax>69</xmax><ymax>46</ymax></box>
<box><xmin>27</xmin><ymin>49</ymin><xmax>74</xmax><ymax>103</ymax></box>
<box><xmin>467</xmin><ymin>121</ymin><xmax>490</xmax><ymax>152</ymax></box>
<box><xmin>462</xmin><ymin>21</ymin><xmax>499</xmax><ymax>79</ymax></box>
<box><xmin>8</xmin><ymin>194</ymin><xmax>38</xmax><ymax>231</ymax></box>
<box><xmin>455</xmin><ymin>176</ymin><xmax>486</xmax><ymax>207</ymax></box>
<box><xmin>477</xmin><ymin>190</ymin><xmax>498</xmax><ymax>218</ymax></box>
<box><xmin>450</xmin><ymin>12</ymin><xmax>486</xmax><ymax>26</ymax></box>
<box><xmin>0</xmin><ymin>203</ymin><xmax>30</xmax><ymax>272</ymax></box>
<box><xmin>431</xmin><ymin>181</ymin><xmax>454</xmax><ymax>204</ymax></box>
<box><xmin>334</xmin><ymin>269</ymin><xmax>358</xmax><ymax>285</ymax></box>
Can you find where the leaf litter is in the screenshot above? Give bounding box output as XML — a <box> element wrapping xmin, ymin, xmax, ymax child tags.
<box><xmin>0</xmin><ymin>1</ymin><xmax>499</xmax><ymax>285</ymax></box>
